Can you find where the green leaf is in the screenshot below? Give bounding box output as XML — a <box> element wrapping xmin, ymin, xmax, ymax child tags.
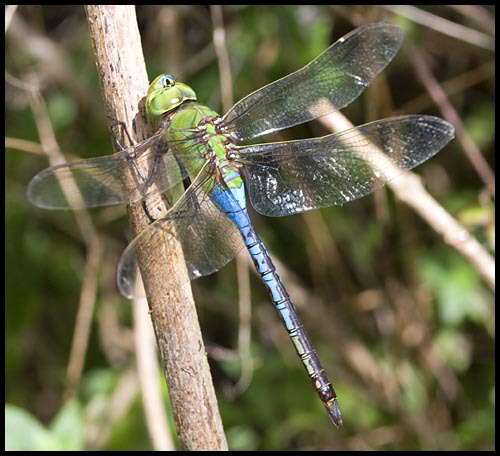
<box><xmin>456</xmin><ymin>408</ymin><xmax>494</xmax><ymax>449</ymax></box>
<box><xmin>457</xmin><ymin>205</ymin><xmax>493</xmax><ymax>227</ymax></box>
<box><xmin>47</xmin><ymin>93</ymin><xmax>78</xmax><ymax>130</ymax></box>
<box><xmin>418</xmin><ymin>252</ymin><xmax>492</xmax><ymax>328</ymax></box>
<box><xmin>81</xmin><ymin>368</ymin><xmax>119</xmax><ymax>399</ymax></box>
<box><xmin>464</xmin><ymin>102</ymin><xmax>494</xmax><ymax>150</ymax></box>
<box><xmin>227</xmin><ymin>425</ymin><xmax>259</xmax><ymax>450</ymax></box>
<box><xmin>433</xmin><ymin>329</ymin><xmax>472</xmax><ymax>372</ymax></box>
<box><xmin>5</xmin><ymin>404</ymin><xmax>56</xmax><ymax>450</ymax></box>
<box><xmin>49</xmin><ymin>399</ymin><xmax>85</xmax><ymax>450</ymax></box>
<box><xmin>400</xmin><ymin>362</ymin><xmax>428</xmax><ymax>414</ymax></box>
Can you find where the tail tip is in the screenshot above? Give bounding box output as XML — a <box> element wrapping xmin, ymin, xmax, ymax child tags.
<box><xmin>325</xmin><ymin>398</ymin><xmax>343</xmax><ymax>428</ymax></box>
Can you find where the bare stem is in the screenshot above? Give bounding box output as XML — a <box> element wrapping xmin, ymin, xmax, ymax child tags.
<box><xmin>409</xmin><ymin>47</ymin><xmax>495</xmax><ymax>197</ymax></box>
<box><xmin>319</xmin><ymin>110</ymin><xmax>495</xmax><ymax>290</ymax></box>
<box><xmin>85</xmin><ymin>5</ymin><xmax>227</xmax><ymax>450</ymax></box>
<box><xmin>17</xmin><ymin>79</ymin><xmax>101</xmax><ymax>398</ymax></box>
<box><xmin>382</xmin><ymin>5</ymin><xmax>494</xmax><ymax>50</ymax></box>
<box><xmin>133</xmin><ymin>291</ymin><xmax>175</xmax><ymax>450</ymax></box>
<box><xmin>211</xmin><ymin>4</ymin><xmax>255</xmax><ymax>397</ymax></box>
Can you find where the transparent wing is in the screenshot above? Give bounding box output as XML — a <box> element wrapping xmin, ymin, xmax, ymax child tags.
<box><xmin>117</xmin><ymin>163</ymin><xmax>245</xmax><ymax>299</ymax></box>
<box><xmin>235</xmin><ymin>116</ymin><xmax>455</xmax><ymax>217</ymax></box>
<box><xmin>27</xmin><ymin>132</ymin><xmax>201</xmax><ymax>210</ymax></box>
<box><xmin>222</xmin><ymin>22</ymin><xmax>404</xmax><ymax>142</ymax></box>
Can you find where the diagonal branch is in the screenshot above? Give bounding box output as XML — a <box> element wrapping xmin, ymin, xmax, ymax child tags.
<box><xmin>382</xmin><ymin>5</ymin><xmax>495</xmax><ymax>51</ymax></box>
<box><xmin>408</xmin><ymin>47</ymin><xmax>495</xmax><ymax>197</ymax></box>
<box><xmin>318</xmin><ymin>110</ymin><xmax>495</xmax><ymax>290</ymax></box>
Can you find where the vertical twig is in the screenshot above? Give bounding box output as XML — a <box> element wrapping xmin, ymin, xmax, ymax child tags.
<box><xmin>8</xmin><ymin>73</ymin><xmax>102</xmax><ymax>398</ymax></box>
<box><xmin>234</xmin><ymin>256</ymin><xmax>254</xmax><ymax>393</ymax></box>
<box><xmin>159</xmin><ymin>7</ymin><xmax>183</xmax><ymax>79</ymax></box>
<box><xmin>133</xmin><ymin>291</ymin><xmax>175</xmax><ymax>450</ymax></box>
<box><xmin>85</xmin><ymin>6</ymin><xmax>227</xmax><ymax>450</ymax></box>
<box><xmin>5</xmin><ymin>4</ymin><xmax>18</xmax><ymax>32</ymax></box>
<box><xmin>65</xmin><ymin>237</ymin><xmax>102</xmax><ymax>398</ymax></box>
<box><xmin>211</xmin><ymin>6</ymin><xmax>233</xmax><ymax>110</ymax></box>
<box><xmin>87</xmin><ymin>368</ymin><xmax>140</xmax><ymax>448</ymax></box>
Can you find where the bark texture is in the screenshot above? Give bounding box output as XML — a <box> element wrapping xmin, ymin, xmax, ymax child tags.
<box><xmin>85</xmin><ymin>6</ymin><xmax>227</xmax><ymax>450</ymax></box>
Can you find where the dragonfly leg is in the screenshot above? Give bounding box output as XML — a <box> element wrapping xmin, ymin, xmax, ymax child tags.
<box><xmin>141</xmin><ymin>195</ymin><xmax>171</xmax><ymax>223</ymax></box>
<box><xmin>128</xmin><ymin>145</ymin><xmax>167</xmax><ymax>218</ymax></box>
<box><xmin>107</xmin><ymin>114</ymin><xmax>135</xmax><ymax>151</ymax></box>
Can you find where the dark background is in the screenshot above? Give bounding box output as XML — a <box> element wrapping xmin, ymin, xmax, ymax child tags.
<box><xmin>5</xmin><ymin>5</ymin><xmax>495</xmax><ymax>450</ymax></box>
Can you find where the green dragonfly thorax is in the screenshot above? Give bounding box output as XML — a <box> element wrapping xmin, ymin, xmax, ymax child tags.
<box><xmin>166</xmin><ymin>102</ymin><xmax>241</xmax><ymax>187</ymax></box>
<box><xmin>144</xmin><ymin>74</ymin><xmax>243</xmax><ymax>187</ymax></box>
<box><xmin>146</xmin><ymin>73</ymin><xmax>197</xmax><ymax>122</ymax></box>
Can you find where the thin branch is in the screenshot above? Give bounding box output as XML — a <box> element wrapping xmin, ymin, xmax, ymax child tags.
<box><xmin>447</xmin><ymin>5</ymin><xmax>495</xmax><ymax>35</ymax></box>
<box><xmin>159</xmin><ymin>7</ymin><xmax>183</xmax><ymax>80</ymax></box>
<box><xmin>85</xmin><ymin>6</ymin><xmax>227</xmax><ymax>450</ymax></box>
<box><xmin>65</xmin><ymin>237</ymin><xmax>102</xmax><ymax>399</ymax></box>
<box><xmin>5</xmin><ymin>137</ymin><xmax>45</xmax><ymax>155</ymax></box>
<box><xmin>15</xmin><ymin>74</ymin><xmax>102</xmax><ymax>396</ymax></box>
<box><xmin>397</xmin><ymin>60</ymin><xmax>494</xmax><ymax>116</ymax></box>
<box><xmin>211</xmin><ymin>5</ymin><xmax>234</xmax><ymax>111</ymax></box>
<box><xmin>408</xmin><ymin>46</ymin><xmax>495</xmax><ymax>197</ymax></box>
<box><xmin>233</xmin><ymin>252</ymin><xmax>254</xmax><ymax>396</ymax></box>
<box><xmin>133</xmin><ymin>290</ymin><xmax>175</xmax><ymax>450</ymax></box>
<box><xmin>5</xmin><ymin>70</ymin><xmax>35</xmax><ymax>92</ymax></box>
<box><xmin>211</xmin><ymin>4</ymin><xmax>254</xmax><ymax>396</ymax></box>
<box><xmin>87</xmin><ymin>368</ymin><xmax>140</xmax><ymax>449</ymax></box>
<box><xmin>29</xmin><ymin>94</ymin><xmax>102</xmax><ymax>397</ymax></box>
<box><xmin>382</xmin><ymin>5</ymin><xmax>494</xmax><ymax>51</ymax></box>
<box><xmin>29</xmin><ymin>88</ymin><xmax>97</xmax><ymax>242</ymax></box>
<box><xmin>318</xmin><ymin>110</ymin><xmax>495</xmax><ymax>290</ymax></box>
<box><xmin>5</xmin><ymin>5</ymin><xmax>18</xmax><ymax>33</ymax></box>
<box><xmin>206</xmin><ymin>343</ymin><xmax>239</xmax><ymax>363</ymax></box>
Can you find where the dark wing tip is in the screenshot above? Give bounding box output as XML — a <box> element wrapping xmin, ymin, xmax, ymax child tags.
<box><xmin>416</xmin><ymin>115</ymin><xmax>456</xmax><ymax>144</ymax></box>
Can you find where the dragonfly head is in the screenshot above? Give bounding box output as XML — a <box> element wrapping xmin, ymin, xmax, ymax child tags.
<box><xmin>146</xmin><ymin>74</ymin><xmax>197</xmax><ymax>120</ymax></box>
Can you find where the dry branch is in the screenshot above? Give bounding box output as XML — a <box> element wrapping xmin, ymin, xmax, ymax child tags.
<box><xmin>133</xmin><ymin>292</ymin><xmax>175</xmax><ymax>450</ymax></box>
<box><xmin>319</xmin><ymin>111</ymin><xmax>495</xmax><ymax>290</ymax></box>
<box><xmin>16</xmin><ymin>80</ymin><xmax>102</xmax><ymax>399</ymax></box>
<box><xmin>409</xmin><ymin>47</ymin><xmax>495</xmax><ymax>197</ymax></box>
<box><xmin>85</xmin><ymin>5</ymin><xmax>227</xmax><ymax>450</ymax></box>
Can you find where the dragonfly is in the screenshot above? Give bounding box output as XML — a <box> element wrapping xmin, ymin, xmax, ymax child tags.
<box><xmin>27</xmin><ymin>22</ymin><xmax>455</xmax><ymax>427</ymax></box>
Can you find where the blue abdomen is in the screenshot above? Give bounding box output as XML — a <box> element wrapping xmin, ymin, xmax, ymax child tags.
<box><xmin>210</xmin><ymin>178</ymin><xmax>251</xmax><ymax>235</ymax></box>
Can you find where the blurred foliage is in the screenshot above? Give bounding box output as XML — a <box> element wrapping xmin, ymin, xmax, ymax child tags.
<box><xmin>6</xmin><ymin>400</ymin><xmax>85</xmax><ymax>450</ymax></box>
<box><xmin>5</xmin><ymin>5</ymin><xmax>494</xmax><ymax>451</ymax></box>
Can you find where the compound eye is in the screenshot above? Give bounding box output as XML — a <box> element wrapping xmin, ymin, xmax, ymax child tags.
<box><xmin>161</xmin><ymin>74</ymin><xmax>175</xmax><ymax>88</ymax></box>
